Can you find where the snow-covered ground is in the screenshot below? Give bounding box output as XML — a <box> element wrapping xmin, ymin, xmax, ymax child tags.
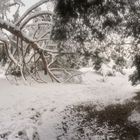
<box><xmin>0</xmin><ymin>68</ymin><xmax>138</xmax><ymax>140</ymax></box>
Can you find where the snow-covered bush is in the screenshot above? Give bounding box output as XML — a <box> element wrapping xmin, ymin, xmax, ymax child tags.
<box><xmin>98</xmin><ymin>64</ymin><xmax>115</xmax><ymax>81</ymax></box>
<box><xmin>99</xmin><ymin>63</ymin><xmax>115</xmax><ymax>76</ymax></box>
<box><xmin>93</xmin><ymin>48</ymin><xmax>104</xmax><ymax>71</ymax></box>
<box><xmin>96</xmin><ymin>60</ymin><xmax>116</xmax><ymax>81</ymax></box>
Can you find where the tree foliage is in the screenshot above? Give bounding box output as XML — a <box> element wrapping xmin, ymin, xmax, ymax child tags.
<box><xmin>53</xmin><ymin>0</ymin><xmax>140</xmax><ymax>84</ymax></box>
<box><xmin>53</xmin><ymin>0</ymin><xmax>128</xmax><ymax>41</ymax></box>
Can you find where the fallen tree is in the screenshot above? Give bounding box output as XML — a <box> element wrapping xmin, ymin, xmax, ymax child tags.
<box><xmin>0</xmin><ymin>0</ymin><xmax>81</xmax><ymax>83</ymax></box>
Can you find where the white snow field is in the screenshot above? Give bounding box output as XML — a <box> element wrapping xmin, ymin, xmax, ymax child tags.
<box><xmin>0</xmin><ymin>68</ymin><xmax>138</xmax><ymax>140</ymax></box>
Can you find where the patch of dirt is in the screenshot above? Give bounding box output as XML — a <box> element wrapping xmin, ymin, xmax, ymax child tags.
<box><xmin>56</xmin><ymin>98</ymin><xmax>140</xmax><ymax>140</ymax></box>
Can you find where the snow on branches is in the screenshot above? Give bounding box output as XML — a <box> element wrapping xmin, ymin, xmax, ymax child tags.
<box><xmin>0</xmin><ymin>0</ymin><xmax>69</xmax><ymax>83</ymax></box>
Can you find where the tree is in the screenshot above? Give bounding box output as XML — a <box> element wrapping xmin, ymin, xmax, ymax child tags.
<box><xmin>0</xmin><ymin>0</ymin><xmax>84</xmax><ymax>83</ymax></box>
<box><xmin>1</xmin><ymin>0</ymin><xmax>140</xmax><ymax>83</ymax></box>
<box><xmin>0</xmin><ymin>0</ymin><xmax>62</xmax><ymax>83</ymax></box>
<box><xmin>53</xmin><ymin>0</ymin><xmax>128</xmax><ymax>41</ymax></box>
<box><xmin>54</xmin><ymin>0</ymin><xmax>140</xmax><ymax>83</ymax></box>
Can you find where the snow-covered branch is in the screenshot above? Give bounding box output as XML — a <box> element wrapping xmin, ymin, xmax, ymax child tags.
<box><xmin>16</xmin><ymin>0</ymin><xmax>51</xmax><ymax>25</ymax></box>
<box><xmin>20</xmin><ymin>11</ymin><xmax>54</xmax><ymax>29</ymax></box>
<box><xmin>0</xmin><ymin>0</ymin><xmax>78</xmax><ymax>83</ymax></box>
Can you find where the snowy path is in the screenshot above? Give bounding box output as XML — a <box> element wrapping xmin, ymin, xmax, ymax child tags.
<box><xmin>0</xmin><ymin>72</ymin><xmax>137</xmax><ymax>140</ymax></box>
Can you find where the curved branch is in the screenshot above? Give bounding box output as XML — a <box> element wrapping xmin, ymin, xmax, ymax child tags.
<box><xmin>0</xmin><ymin>18</ymin><xmax>62</xmax><ymax>83</ymax></box>
<box><xmin>0</xmin><ymin>19</ymin><xmax>48</xmax><ymax>76</ymax></box>
<box><xmin>15</xmin><ymin>0</ymin><xmax>51</xmax><ymax>25</ymax></box>
<box><xmin>20</xmin><ymin>11</ymin><xmax>54</xmax><ymax>29</ymax></box>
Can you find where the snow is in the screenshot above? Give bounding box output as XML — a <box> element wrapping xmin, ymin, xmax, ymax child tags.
<box><xmin>123</xmin><ymin>66</ymin><xmax>136</xmax><ymax>75</ymax></box>
<box><xmin>79</xmin><ymin>67</ymin><xmax>93</xmax><ymax>72</ymax></box>
<box><xmin>0</xmin><ymin>68</ymin><xmax>138</xmax><ymax>140</ymax></box>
